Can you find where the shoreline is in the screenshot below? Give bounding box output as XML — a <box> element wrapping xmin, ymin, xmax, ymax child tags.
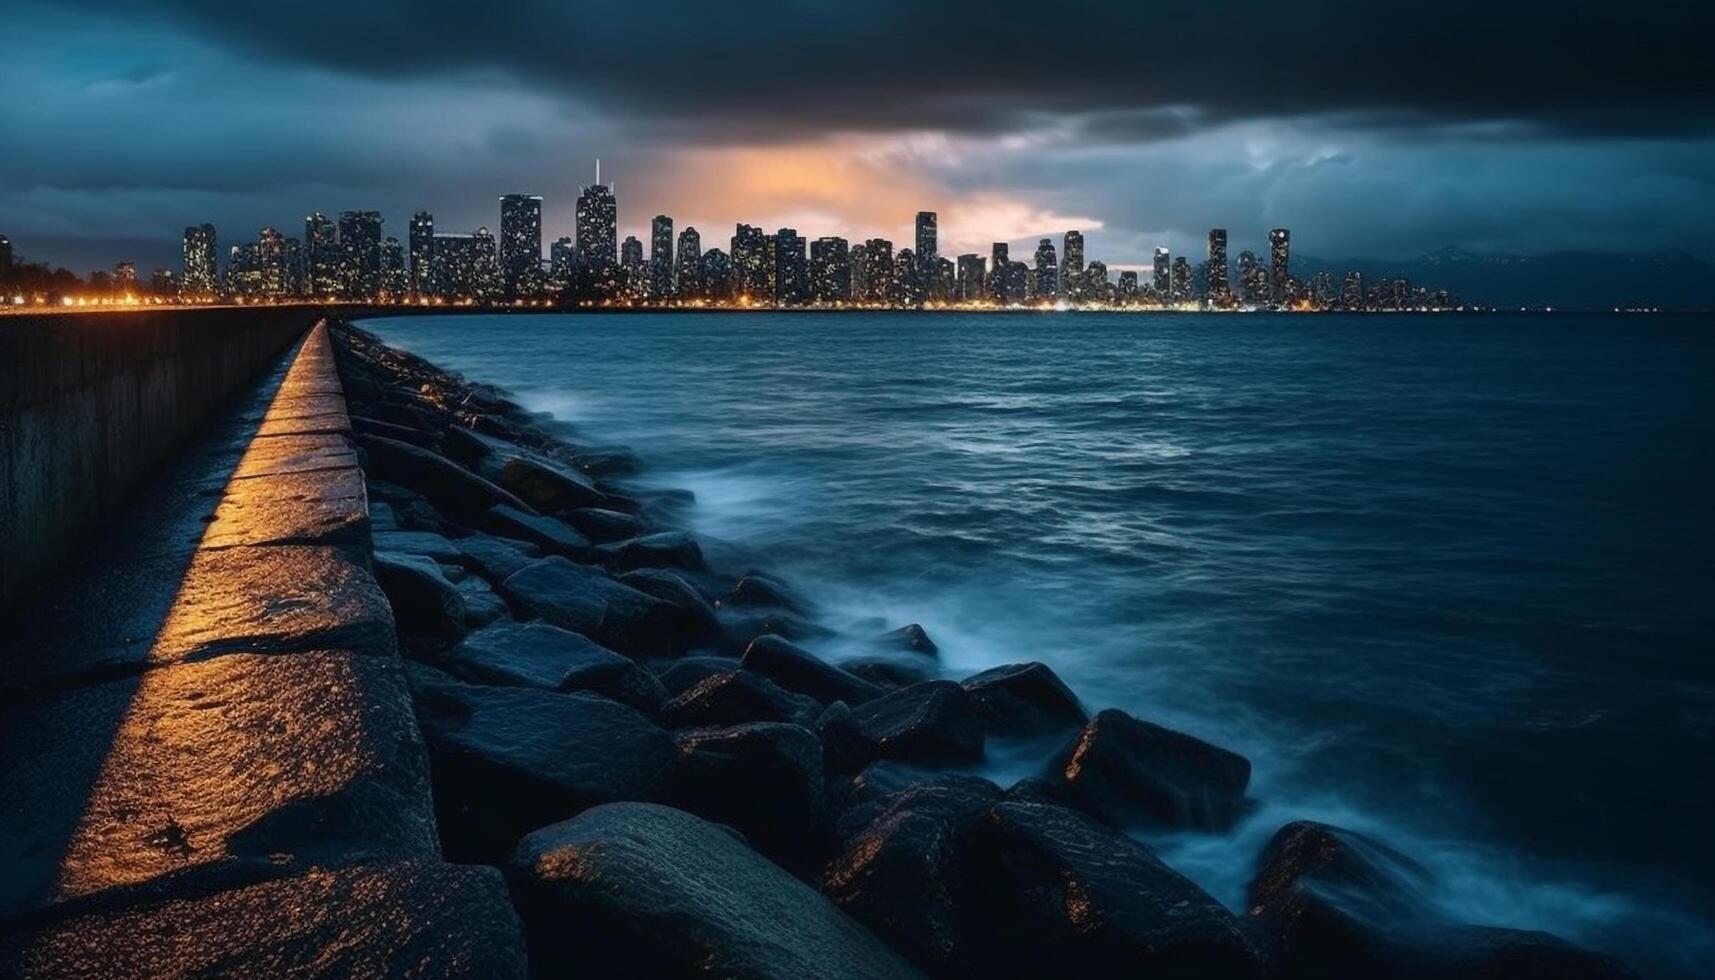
<box><xmin>330</xmin><ymin>316</ymin><xmax>1641</xmax><ymax>978</ymax></box>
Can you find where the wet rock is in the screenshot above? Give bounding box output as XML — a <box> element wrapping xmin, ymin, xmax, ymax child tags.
<box><xmin>847</xmin><ymin>680</ymin><xmax>985</xmax><ymax>763</ymax></box>
<box><xmin>1048</xmin><ymin>708</ymin><xmax>1251</xmax><ymax>830</ymax></box>
<box><xmin>833</xmin><ymin>774</ymin><xmax>1005</xmax><ymax>850</ymax></box>
<box><xmin>407</xmin><ymin>663</ymin><xmax>676</xmax><ymax>860</ymax></box>
<box><xmin>373</xmin><ymin>528</ymin><xmax>466</xmax><ymax>563</ymax></box>
<box><xmin>494</xmin><ymin>453</ymin><xmax>611</xmax><ymax>513</ymax></box>
<box><xmin>879</xmin><ymin>623</ymin><xmax>939</xmax><ymax>656</ymax></box>
<box><xmin>508</xmin><ymin>803</ymin><xmax>925</xmax><ymax>980</ymax></box>
<box><xmin>352</xmin><ymin>412</ymin><xmax>437</xmax><ymax>447</ymax></box>
<box><xmin>500</xmin><ymin>556</ymin><xmax>684</xmax><ymax>657</ymax></box>
<box><xmin>663</xmin><ymin>670</ymin><xmax>821</xmax><ymax>728</ymax></box>
<box><xmin>815</xmin><ymin>700</ymin><xmax>877</xmax><ymax>774</ymax></box>
<box><xmin>453</xmin><ymin>533</ymin><xmax>540</xmax><ymax>583</ymax></box>
<box><xmin>824</xmin><ymin>778</ymin><xmax>1005</xmax><ymax>973</ymax></box>
<box><xmin>673</xmin><ymin>722</ymin><xmax>828</xmax><ymax>870</ymax></box>
<box><xmin>833</xmin><ymin>760</ymin><xmax>968</xmax><ymax>814</ymax></box>
<box><xmin>484</xmin><ymin>503</ymin><xmax>591</xmax><ymax>555</ymax></box>
<box><xmin>729</xmin><ymin>573</ymin><xmax>815</xmax><ymax>614</ymax></box>
<box><xmin>456</xmin><ymin>575</ymin><xmax>509</xmax><ymax>628</ymax></box>
<box><xmin>373</xmin><ymin>550</ymin><xmax>467</xmax><ymax>637</ymax></box>
<box><xmin>657</xmin><ymin>655</ymin><xmax>742</xmax><ymax>696</ymax></box>
<box><xmin>368</xmin><ymin>499</ymin><xmax>400</xmax><ymax>531</ymax></box>
<box><xmin>564</xmin><ymin>506</ymin><xmax>645</xmax><ymax>543</ymax></box>
<box><xmin>961</xmin><ymin>661</ymin><xmax>1087</xmax><ymax>736</ymax></box>
<box><xmin>744</xmin><ymin>634</ymin><xmax>886</xmax><ymax>706</ymax></box>
<box><xmin>448</xmin><ymin>620</ymin><xmax>667</xmax><ymax>710</ymax></box>
<box><xmin>594</xmin><ymin>530</ymin><xmax>705</xmax><ymax>572</ymax></box>
<box><xmin>1246</xmin><ymin>821</ymin><xmax>1638</xmax><ymax>980</ymax></box>
<box><xmin>366</xmin><ymin>481</ymin><xmax>450</xmax><ymax>533</ymax></box>
<box><xmin>618</xmin><ymin>567</ymin><xmax>722</xmax><ymax>642</ymax></box>
<box><xmin>0</xmin><ymin>860</ymin><xmax>527</xmax><ymax>980</ymax></box>
<box><xmin>717</xmin><ymin>608</ymin><xmax>837</xmax><ymax>655</ymax></box>
<box><xmin>962</xmin><ymin>799</ymin><xmax>1264</xmax><ymax>978</ymax></box>
<box><xmin>567</xmin><ymin>448</ymin><xmax>642</xmax><ymax>477</ymax></box>
<box><xmin>356</xmin><ymin>433</ymin><xmax>530</xmax><ymax>523</ymax></box>
<box><xmin>843</xmin><ymin>657</ymin><xmax>937</xmax><ymax>691</ymax></box>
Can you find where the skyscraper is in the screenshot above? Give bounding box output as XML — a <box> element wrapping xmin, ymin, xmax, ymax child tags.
<box><xmin>774</xmin><ymin>228</ymin><xmax>807</xmax><ymax>306</ymax></box>
<box><xmin>989</xmin><ymin>243</ymin><xmax>1009</xmax><ymax>302</ymax></box>
<box><xmin>1238</xmin><ymin>250</ymin><xmax>1264</xmax><ymax>304</ymax></box>
<box><xmin>576</xmin><ymin>179</ymin><xmax>618</xmax><ymax>271</ymax></box>
<box><xmin>956</xmin><ymin>254</ymin><xmax>985</xmax><ymax>301</ymax></box>
<box><xmin>700</xmin><ymin>248</ymin><xmax>732</xmax><ymax>301</ymax></box>
<box><xmin>381</xmin><ymin>237</ymin><xmax>407</xmax><ymax>295</ymax></box>
<box><xmin>1063</xmin><ymin>230</ymin><xmax>1085</xmax><ymax>300</ymax></box>
<box><xmin>1206</xmin><ymin>228</ymin><xmax>1230</xmax><ymax>305</ymax></box>
<box><xmin>1172</xmin><ymin>256</ymin><xmax>1192</xmax><ymax>301</ymax></box>
<box><xmin>1152</xmin><ymin>247</ymin><xmax>1170</xmax><ymax>297</ymax></box>
<box><xmin>337</xmin><ymin>210</ymin><xmax>383</xmax><ymax>298</ymax></box>
<box><xmin>181</xmin><ymin>224</ymin><xmax>217</xmax><ymax>296</ymax></box>
<box><xmin>810</xmin><ymin>236</ymin><xmax>851</xmax><ymax>303</ymax></box>
<box><xmin>650</xmin><ymin>215</ymin><xmax>675</xmax><ymax>299</ymax></box>
<box><xmin>499</xmin><ymin>194</ymin><xmax>543</xmax><ymax>297</ymax></box>
<box><xmin>1033</xmin><ymin>238</ymin><xmax>1059</xmax><ymax>301</ymax></box>
<box><xmin>257</xmin><ymin>226</ymin><xmax>286</xmax><ymax>297</ymax></box>
<box><xmin>1269</xmin><ymin>228</ymin><xmax>1291</xmax><ymax>305</ymax></box>
<box><xmin>675</xmin><ymin>227</ymin><xmax>702</xmax><ymax>299</ymax></box>
<box><xmin>304</xmin><ymin>212</ymin><xmax>338</xmax><ymax>296</ymax></box>
<box><xmin>732</xmin><ymin>224</ymin><xmax>769</xmax><ymax>300</ymax></box>
<box><xmin>409</xmin><ymin>212</ymin><xmax>434</xmax><ymax>296</ymax></box>
<box><xmin>915</xmin><ymin>211</ymin><xmax>937</xmax><ymax>265</ymax></box>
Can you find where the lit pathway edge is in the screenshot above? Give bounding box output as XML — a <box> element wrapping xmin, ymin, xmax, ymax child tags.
<box><xmin>0</xmin><ymin>321</ymin><xmax>527</xmax><ymax>978</ymax></box>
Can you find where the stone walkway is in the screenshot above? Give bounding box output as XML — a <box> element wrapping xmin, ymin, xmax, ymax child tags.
<box><xmin>0</xmin><ymin>322</ymin><xmax>525</xmax><ymax>977</ymax></box>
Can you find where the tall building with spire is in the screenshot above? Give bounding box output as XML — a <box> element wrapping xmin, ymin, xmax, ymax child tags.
<box><xmin>576</xmin><ymin>165</ymin><xmax>618</xmax><ymax>272</ymax></box>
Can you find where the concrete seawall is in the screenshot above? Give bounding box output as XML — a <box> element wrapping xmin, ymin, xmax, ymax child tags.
<box><xmin>0</xmin><ymin>307</ymin><xmax>323</xmax><ymax>613</ymax></box>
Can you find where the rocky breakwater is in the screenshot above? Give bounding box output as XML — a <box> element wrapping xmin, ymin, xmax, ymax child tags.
<box><xmin>331</xmin><ymin>319</ymin><xmax>1638</xmax><ymax>979</ymax></box>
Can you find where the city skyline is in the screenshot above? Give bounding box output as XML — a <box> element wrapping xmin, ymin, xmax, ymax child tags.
<box><xmin>112</xmin><ymin>175</ymin><xmax>1455</xmax><ymax>310</ymax></box>
<box><xmin>4</xmin><ymin>2</ymin><xmax>1712</xmax><ymax>278</ymax></box>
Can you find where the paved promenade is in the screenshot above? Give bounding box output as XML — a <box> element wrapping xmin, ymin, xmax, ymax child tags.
<box><xmin>0</xmin><ymin>322</ymin><xmax>524</xmax><ymax>977</ymax></box>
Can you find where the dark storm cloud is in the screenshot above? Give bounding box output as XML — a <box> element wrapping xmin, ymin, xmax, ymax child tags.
<box><xmin>48</xmin><ymin>0</ymin><xmax>1715</xmax><ymax>140</ymax></box>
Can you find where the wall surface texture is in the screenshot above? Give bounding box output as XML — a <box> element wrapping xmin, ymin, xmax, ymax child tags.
<box><xmin>0</xmin><ymin>308</ymin><xmax>320</xmax><ymax>612</ymax></box>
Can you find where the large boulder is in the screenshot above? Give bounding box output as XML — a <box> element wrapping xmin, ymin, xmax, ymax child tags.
<box><xmin>846</xmin><ymin>680</ymin><xmax>985</xmax><ymax>764</ymax></box>
<box><xmin>1246</xmin><ymin>821</ymin><xmax>1638</xmax><ymax>980</ymax></box>
<box><xmin>564</xmin><ymin>507</ymin><xmax>645</xmax><ymax>543</ymax></box>
<box><xmin>447</xmin><ymin>428</ymin><xmax>610</xmax><ymax>511</ymax></box>
<box><xmin>960</xmin><ymin>661</ymin><xmax>1087</xmax><ymax>736</ymax></box>
<box><xmin>743</xmin><ymin>634</ymin><xmax>886</xmax><ymax>706</ymax></box>
<box><xmin>508</xmin><ymin>803</ymin><xmax>926</xmax><ymax>980</ymax></box>
<box><xmin>1048</xmin><ymin>708</ymin><xmax>1250</xmax><ymax>830</ymax></box>
<box><xmin>373</xmin><ymin>550</ymin><xmax>467</xmax><ymax>637</ymax></box>
<box><xmin>673</xmin><ymin>722</ymin><xmax>828</xmax><ymax>870</ymax></box>
<box><xmin>483</xmin><ymin>504</ymin><xmax>591</xmax><ymax>556</ymax></box>
<box><xmin>878</xmin><ymin>623</ymin><xmax>939</xmax><ymax>656</ymax></box>
<box><xmin>448</xmin><ymin>619</ymin><xmax>666</xmax><ymax>710</ymax></box>
<box><xmin>663</xmin><ymin>670</ymin><xmax>822</xmax><ymax>729</ymax></box>
<box><xmin>0</xmin><ymin>860</ymin><xmax>527</xmax><ymax>980</ymax></box>
<box><xmin>617</xmin><ymin>568</ymin><xmax>723</xmax><ymax>644</ymax></box>
<box><xmin>594</xmin><ymin>531</ymin><xmax>706</xmax><ymax>572</ymax></box>
<box><xmin>500</xmin><ymin>556</ymin><xmax>684</xmax><ymax>656</ymax></box>
<box><xmin>406</xmin><ymin>663</ymin><xmax>676</xmax><ymax>860</ymax></box>
<box><xmin>964</xmin><ymin>800</ymin><xmax>1264</xmax><ymax>978</ymax></box>
<box><xmin>729</xmin><ymin>573</ymin><xmax>815</xmax><ymax>614</ymax></box>
<box><xmin>453</xmin><ymin>533</ymin><xmax>540</xmax><ymax>583</ymax></box>
<box><xmin>356</xmin><ymin>433</ymin><xmax>531</xmax><ymax>523</ymax></box>
<box><xmin>717</xmin><ymin>608</ymin><xmax>837</xmax><ymax>656</ymax></box>
<box><xmin>656</xmin><ymin>655</ymin><xmax>742</xmax><ymax>696</ymax></box>
<box><xmin>824</xmin><ymin>778</ymin><xmax>1005</xmax><ymax>973</ymax></box>
<box><xmin>843</xmin><ymin>657</ymin><xmax>937</xmax><ymax>691</ymax></box>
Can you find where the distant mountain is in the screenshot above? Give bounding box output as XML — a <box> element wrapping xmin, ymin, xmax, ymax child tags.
<box><xmin>1296</xmin><ymin>247</ymin><xmax>1715</xmax><ymax>311</ymax></box>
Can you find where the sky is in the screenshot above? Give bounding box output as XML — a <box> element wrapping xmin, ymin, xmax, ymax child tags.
<box><xmin>3</xmin><ymin>0</ymin><xmax>1713</xmax><ymax>275</ymax></box>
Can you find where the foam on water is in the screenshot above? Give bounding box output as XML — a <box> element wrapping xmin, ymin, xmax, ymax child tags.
<box><xmin>364</xmin><ymin>312</ymin><xmax>1715</xmax><ymax>979</ymax></box>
